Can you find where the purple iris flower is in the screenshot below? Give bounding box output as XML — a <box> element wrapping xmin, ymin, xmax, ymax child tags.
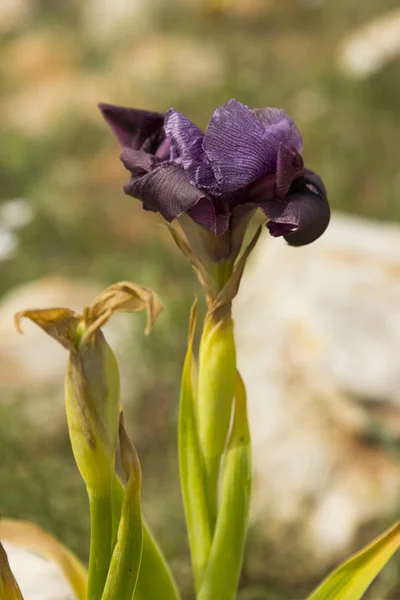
<box><xmin>99</xmin><ymin>99</ymin><xmax>329</xmax><ymax>260</ymax></box>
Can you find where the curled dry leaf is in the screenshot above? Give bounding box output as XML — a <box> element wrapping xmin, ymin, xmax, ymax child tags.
<box><xmin>14</xmin><ymin>308</ymin><xmax>80</xmax><ymax>351</ymax></box>
<box><xmin>84</xmin><ymin>281</ymin><xmax>163</xmax><ymax>339</ymax></box>
<box><xmin>14</xmin><ymin>281</ymin><xmax>163</xmax><ymax>348</ymax></box>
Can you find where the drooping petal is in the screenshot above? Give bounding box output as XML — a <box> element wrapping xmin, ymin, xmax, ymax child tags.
<box><xmin>264</xmin><ymin>170</ymin><xmax>330</xmax><ymax>246</ymax></box>
<box><xmin>274</xmin><ymin>143</ymin><xmax>304</xmax><ymax>198</ymax></box>
<box><xmin>121</xmin><ymin>148</ymin><xmax>210</xmax><ymax>222</ymax></box>
<box><xmin>203</xmin><ymin>100</ymin><xmax>303</xmax><ymax>194</ymax></box>
<box><xmin>164</xmin><ymin>109</ymin><xmax>216</xmax><ymax>189</ymax></box>
<box><xmin>99</xmin><ymin>103</ymin><xmax>167</xmax><ymax>155</ymax></box>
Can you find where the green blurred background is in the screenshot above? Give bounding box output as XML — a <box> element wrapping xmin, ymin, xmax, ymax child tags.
<box><xmin>1</xmin><ymin>0</ymin><xmax>400</xmax><ymax>598</ymax></box>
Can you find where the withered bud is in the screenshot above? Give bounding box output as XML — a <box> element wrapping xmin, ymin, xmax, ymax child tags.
<box><xmin>15</xmin><ymin>282</ymin><xmax>163</xmax><ymax>491</ymax></box>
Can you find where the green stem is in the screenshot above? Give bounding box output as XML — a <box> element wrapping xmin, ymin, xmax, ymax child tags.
<box><xmin>111</xmin><ymin>475</ymin><xmax>181</xmax><ymax>600</ymax></box>
<box><xmin>87</xmin><ymin>488</ymin><xmax>113</xmax><ymax>600</ymax></box>
<box><xmin>214</xmin><ymin>261</ymin><xmax>234</xmax><ymax>291</ymax></box>
<box><xmin>198</xmin><ymin>372</ymin><xmax>251</xmax><ymax>600</ymax></box>
<box><xmin>197</xmin><ymin>314</ymin><xmax>236</xmax><ymax>532</ymax></box>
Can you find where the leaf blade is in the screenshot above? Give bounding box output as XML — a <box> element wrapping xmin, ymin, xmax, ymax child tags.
<box><xmin>179</xmin><ymin>300</ymin><xmax>212</xmax><ymax>589</ymax></box>
<box><xmin>307</xmin><ymin>520</ymin><xmax>400</xmax><ymax>600</ymax></box>
<box><xmin>101</xmin><ymin>416</ymin><xmax>143</xmax><ymax>600</ymax></box>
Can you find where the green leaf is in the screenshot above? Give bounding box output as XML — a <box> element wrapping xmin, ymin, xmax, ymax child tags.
<box><xmin>111</xmin><ymin>476</ymin><xmax>181</xmax><ymax>600</ymax></box>
<box><xmin>198</xmin><ymin>372</ymin><xmax>251</xmax><ymax>600</ymax></box>
<box><xmin>0</xmin><ymin>541</ymin><xmax>24</xmax><ymax>599</ymax></box>
<box><xmin>307</xmin><ymin>520</ymin><xmax>400</xmax><ymax>600</ymax></box>
<box><xmin>0</xmin><ymin>519</ymin><xmax>87</xmax><ymax>600</ymax></box>
<box><xmin>101</xmin><ymin>415</ymin><xmax>143</xmax><ymax>600</ymax></box>
<box><xmin>179</xmin><ymin>300</ymin><xmax>212</xmax><ymax>589</ymax></box>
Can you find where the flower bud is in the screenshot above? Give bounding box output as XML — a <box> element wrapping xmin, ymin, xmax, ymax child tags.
<box><xmin>15</xmin><ymin>282</ymin><xmax>163</xmax><ymax>492</ymax></box>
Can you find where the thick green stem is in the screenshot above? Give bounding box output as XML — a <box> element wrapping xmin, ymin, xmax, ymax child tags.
<box><xmin>197</xmin><ymin>314</ymin><xmax>236</xmax><ymax>530</ymax></box>
<box><xmin>111</xmin><ymin>475</ymin><xmax>180</xmax><ymax>600</ymax></box>
<box><xmin>87</xmin><ymin>488</ymin><xmax>113</xmax><ymax>600</ymax></box>
<box><xmin>198</xmin><ymin>372</ymin><xmax>251</xmax><ymax>600</ymax></box>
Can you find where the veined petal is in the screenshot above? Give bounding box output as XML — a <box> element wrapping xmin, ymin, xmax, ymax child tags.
<box><xmin>121</xmin><ymin>148</ymin><xmax>210</xmax><ymax>222</ymax></box>
<box><xmin>203</xmin><ymin>100</ymin><xmax>270</xmax><ymax>193</ymax></box>
<box><xmin>99</xmin><ymin>103</ymin><xmax>166</xmax><ymax>154</ymax></box>
<box><xmin>164</xmin><ymin>109</ymin><xmax>216</xmax><ymax>189</ymax></box>
<box><xmin>251</xmin><ymin>107</ymin><xmax>303</xmax><ymax>152</ymax></box>
<box><xmin>203</xmin><ymin>100</ymin><xmax>303</xmax><ymax>194</ymax></box>
<box><xmin>264</xmin><ymin>171</ymin><xmax>330</xmax><ymax>246</ymax></box>
<box><xmin>274</xmin><ymin>143</ymin><xmax>304</xmax><ymax>198</ymax></box>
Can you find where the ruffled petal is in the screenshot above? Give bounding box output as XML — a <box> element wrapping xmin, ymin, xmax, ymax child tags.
<box><xmin>99</xmin><ymin>103</ymin><xmax>166</xmax><ymax>154</ymax></box>
<box><xmin>251</xmin><ymin>107</ymin><xmax>303</xmax><ymax>153</ymax></box>
<box><xmin>121</xmin><ymin>148</ymin><xmax>212</xmax><ymax>222</ymax></box>
<box><xmin>203</xmin><ymin>100</ymin><xmax>304</xmax><ymax>194</ymax></box>
<box><xmin>203</xmin><ymin>99</ymin><xmax>270</xmax><ymax>193</ymax></box>
<box><xmin>164</xmin><ymin>109</ymin><xmax>216</xmax><ymax>189</ymax></box>
<box><xmin>263</xmin><ymin>170</ymin><xmax>330</xmax><ymax>246</ymax></box>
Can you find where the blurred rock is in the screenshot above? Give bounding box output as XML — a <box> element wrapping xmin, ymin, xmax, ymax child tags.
<box><xmin>80</xmin><ymin>0</ymin><xmax>150</xmax><ymax>42</ymax></box>
<box><xmin>2</xmin><ymin>32</ymin><xmax>76</xmax><ymax>84</ymax></box>
<box><xmin>235</xmin><ymin>213</ymin><xmax>400</xmax><ymax>579</ymax></box>
<box><xmin>2</xmin><ymin>72</ymin><xmax>115</xmax><ymax>136</ymax></box>
<box><xmin>0</xmin><ymin>276</ymin><xmax>102</xmax><ymax>392</ymax></box>
<box><xmin>113</xmin><ymin>35</ymin><xmax>225</xmax><ymax>92</ymax></box>
<box><xmin>0</xmin><ymin>0</ymin><xmax>34</xmax><ymax>34</ymax></box>
<box><xmin>3</xmin><ymin>542</ymin><xmax>74</xmax><ymax>600</ymax></box>
<box><xmin>338</xmin><ymin>9</ymin><xmax>400</xmax><ymax>78</ymax></box>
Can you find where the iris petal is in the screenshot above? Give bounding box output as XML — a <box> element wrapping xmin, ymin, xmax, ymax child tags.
<box><xmin>203</xmin><ymin>99</ymin><xmax>272</xmax><ymax>193</ymax></box>
<box><xmin>203</xmin><ymin>100</ymin><xmax>304</xmax><ymax>194</ymax></box>
<box><xmin>251</xmin><ymin>107</ymin><xmax>303</xmax><ymax>153</ymax></box>
<box><xmin>121</xmin><ymin>148</ymin><xmax>214</xmax><ymax>224</ymax></box>
<box><xmin>264</xmin><ymin>171</ymin><xmax>330</xmax><ymax>246</ymax></box>
<box><xmin>164</xmin><ymin>109</ymin><xmax>216</xmax><ymax>189</ymax></box>
<box><xmin>187</xmin><ymin>198</ymin><xmax>230</xmax><ymax>236</ymax></box>
<box><xmin>98</xmin><ymin>103</ymin><xmax>165</xmax><ymax>153</ymax></box>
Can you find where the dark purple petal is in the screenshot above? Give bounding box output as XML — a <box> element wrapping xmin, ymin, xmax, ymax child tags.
<box><xmin>164</xmin><ymin>109</ymin><xmax>216</xmax><ymax>189</ymax></box>
<box><xmin>121</xmin><ymin>147</ymin><xmax>211</xmax><ymax>222</ymax></box>
<box><xmin>99</xmin><ymin>103</ymin><xmax>166</xmax><ymax>154</ymax></box>
<box><xmin>120</xmin><ymin>147</ymin><xmax>161</xmax><ymax>175</ymax></box>
<box><xmin>274</xmin><ymin>143</ymin><xmax>304</xmax><ymax>198</ymax></box>
<box><xmin>251</xmin><ymin>107</ymin><xmax>303</xmax><ymax>153</ymax></box>
<box><xmin>264</xmin><ymin>170</ymin><xmax>330</xmax><ymax>246</ymax></box>
<box><xmin>203</xmin><ymin>100</ymin><xmax>271</xmax><ymax>193</ymax></box>
<box><xmin>186</xmin><ymin>197</ymin><xmax>229</xmax><ymax>236</ymax></box>
<box><xmin>203</xmin><ymin>100</ymin><xmax>303</xmax><ymax>194</ymax></box>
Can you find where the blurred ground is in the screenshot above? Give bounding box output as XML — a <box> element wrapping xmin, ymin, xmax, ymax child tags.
<box><xmin>1</xmin><ymin>0</ymin><xmax>400</xmax><ymax>598</ymax></box>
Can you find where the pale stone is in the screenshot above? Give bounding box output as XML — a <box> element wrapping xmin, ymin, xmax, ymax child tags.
<box><xmin>234</xmin><ymin>213</ymin><xmax>400</xmax><ymax>575</ymax></box>
<box><xmin>0</xmin><ymin>276</ymin><xmax>103</xmax><ymax>392</ymax></box>
<box><xmin>338</xmin><ymin>9</ymin><xmax>400</xmax><ymax>77</ymax></box>
<box><xmin>113</xmin><ymin>35</ymin><xmax>225</xmax><ymax>92</ymax></box>
<box><xmin>80</xmin><ymin>0</ymin><xmax>150</xmax><ymax>42</ymax></box>
<box><xmin>3</xmin><ymin>542</ymin><xmax>74</xmax><ymax>600</ymax></box>
<box><xmin>0</xmin><ymin>0</ymin><xmax>33</xmax><ymax>33</ymax></box>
